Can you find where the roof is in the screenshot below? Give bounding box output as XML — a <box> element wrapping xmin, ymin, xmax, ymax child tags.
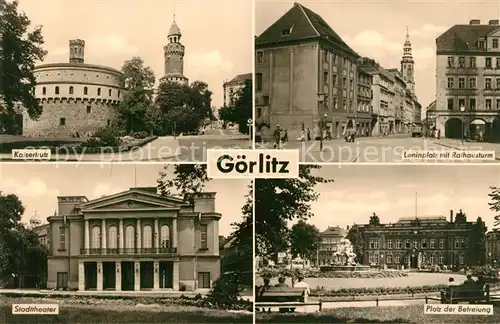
<box><xmin>436</xmin><ymin>24</ymin><xmax>500</xmax><ymax>52</ymax></box>
<box><xmin>321</xmin><ymin>226</ymin><xmax>346</xmax><ymax>237</ymax></box>
<box><xmin>256</xmin><ymin>2</ymin><xmax>358</xmax><ymax>57</ymax></box>
<box><xmin>168</xmin><ymin>20</ymin><xmax>181</xmax><ymax>36</ymax></box>
<box><xmin>396</xmin><ymin>216</ymin><xmax>449</xmax><ymax>224</ymax></box>
<box><xmin>34</xmin><ymin>63</ymin><xmax>122</xmax><ymax>76</ymax></box>
<box><xmin>426</xmin><ymin>100</ymin><xmax>436</xmax><ymax>111</ymax></box>
<box><xmin>224</xmin><ymin>73</ymin><xmax>252</xmax><ymax>85</ymax></box>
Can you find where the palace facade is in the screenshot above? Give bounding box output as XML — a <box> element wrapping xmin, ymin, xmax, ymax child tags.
<box><xmin>45</xmin><ymin>187</ymin><xmax>221</xmax><ymax>291</ymax></box>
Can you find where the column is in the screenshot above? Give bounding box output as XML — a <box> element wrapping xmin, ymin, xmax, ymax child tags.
<box><xmin>153</xmin><ymin>261</ymin><xmax>159</xmax><ymax>290</ymax></box>
<box><xmin>134</xmin><ymin>261</ymin><xmax>140</xmax><ymax>291</ymax></box>
<box><xmin>101</xmin><ymin>219</ymin><xmax>107</xmax><ymax>253</ymax></box>
<box><xmin>115</xmin><ymin>262</ymin><xmax>121</xmax><ymax>292</ymax></box>
<box><xmin>136</xmin><ymin>219</ymin><xmax>142</xmax><ymax>251</ymax></box>
<box><xmin>97</xmin><ymin>262</ymin><xmax>103</xmax><ymax>291</ymax></box>
<box><xmin>154</xmin><ymin>218</ymin><xmax>159</xmax><ymax>252</ymax></box>
<box><xmin>118</xmin><ymin>219</ymin><xmax>124</xmax><ymax>251</ymax></box>
<box><xmin>84</xmin><ymin>220</ymin><xmax>90</xmax><ymax>250</ymax></box>
<box><xmin>78</xmin><ymin>261</ymin><xmax>85</xmax><ymax>291</ymax></box>
<box><xmin>172</xmin><ymin>261</ymin><xmax>179</xmax><ymax>291</ymax></box>
<box><xmin>172</xmin><ymin>218</ymin><xmax>177</xmax><ymax>250</ymax></box>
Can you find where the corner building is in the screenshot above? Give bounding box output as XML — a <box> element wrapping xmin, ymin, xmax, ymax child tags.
<box><xmin>46</xmin><ymin>188</ymin><xmax>220</xmax><ymax>291</ymax></box>
<box><xmin>359</xmin><ymin>212</ymin><xmax>475</xmax><ymax>268</ymax></box>
<box><xmin>435</xmin><ymin>19</ymin><xmax>500</xmax><ymax>140</ymax></box>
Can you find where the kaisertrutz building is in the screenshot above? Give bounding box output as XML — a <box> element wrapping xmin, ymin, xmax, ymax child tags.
<box><xmin>435</xmin><ymin>19</ymin><xmax>500</xmax><ymax>140</ymax></box>
<box><xmin>161</xmin><ymin>16</ymin><xmax>189</xmax><ymax>85</ymax></box>
<box><xmin>359</xmin><ymin>211</ymin><xmax>475</xmax><ymax>268</ymax></box>
<box><xmin>45</xmin><ymin>187</ymin><xmax>221</xmax><ymax>291</ymax></box>
<box><xmin>223</xmin><ymin>73</ymin><xmax>252</xmax><ymax>107</ymax></box>
<box><xmin>23</xmin><ymin>39</ymin><xmax>124</xmax><ymax>138</ymax></box>
<box><xmin>316</xmin><ymin>226</ymin><xmax>347</xmax><ymax>267</ymax></box>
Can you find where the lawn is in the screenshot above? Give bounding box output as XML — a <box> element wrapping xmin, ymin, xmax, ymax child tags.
<box><xmin>0</xmin><ymin>297</ymin><xmax>252</xmax><ymax>323</ymax></box>
<box><xmin>256</xmin><ymin>304</ymin><xmax>500</xmax><ymax>323</ymax></box>
<box><xmin>256</xmin><ymin>273</ymin><xmax>467</xmax><ymax>290</ymax></box>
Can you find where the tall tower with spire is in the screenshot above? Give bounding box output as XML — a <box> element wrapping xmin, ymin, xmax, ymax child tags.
<box><xmin>162</xmin><ymin>15</ymin><xmax>189</xmax><ymax>85</ymax></box>
<box><xmin>401</xmin><ymin>27</ymin><xmax>415</xmax><ymax>94</ymax></box>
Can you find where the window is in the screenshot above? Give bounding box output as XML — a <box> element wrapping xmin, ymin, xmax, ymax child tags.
<box><xmin>198</xmin><ymin>271</ymin><xmax>211</xmax><ymax>289</ymax></box>
<box><xmin>56</xmin><ymin>272</ymin><xmax>68</xmax><ymax>289</ymax></box>
<box><xmin>108</xmin><ymin>226</ymin><xmax>117</xmax><ymax>249</ymax></box>
<box><xmin>343</xmin><ymin>77</ymin><xmax>347</xmax><ymax>89</ymax></box>
<box><xmin>395</xmin><ymin>255</ymin><xmax>400</xmax><ymax>264</ymax></box>
<box><xmin>59</xmin><ymin>226</ymin><xmax>66</xmax><ymax>250</ymax></box>
<box><xmin>256</xmin><ymin>73</ymin><xmax>262</xmax><ymax>92</ymax></box>
<box><xmin>458</xmin><ymin>78</ymin><xmax>465</xmax><ymax>88</ymax></box>
<box><xmin>86</xmin><ymin>106</ymin><xmax>91</xmax><ymax>113</ymax></box>
<box><xmin>487</xmin><ymin>99</ymin><xmax>492</xmax><ymax>110</ymax></box>
<box><xmin>125</xmin><ymin>225</ymin><xmax>135</xmax><ymax>249</ymax></box>
<box><xmin>479</xmin><ymin>40</ymin><xmax>485</xmax><ymax>49</ymax></box>
<box><xmin>486</xmin><ymin>78</ymin><xmax>492</xmax><ymax>89</ymax></box>
<box><xmin>97</xmin><ymin>88</ymin><xmax>101</xmax><ymax>96</ymax></box>
<box><xmin>439</xmin><ymin>254</ymin><xmax>444</xmax><ymax>264</ymax></box>
<box><xmin>447</xmin><ymin>98</ymin><xmax>454</xmax><ymax>110</ymax></box>
<box><xmin>55</xmin><ymin>86</ymin><xmax>59</xmax><ymax>95</ymax></box>
<box><xmin>108</xmin><ymin>89</ymin><xmax>112</xmax><ymax>96</ymax></box>
<box><xmin>458</xmin><ymin>98</ymin><xmax>465</xmax><ymax>110</ymax></box>
<box><xmin>386</xmin><ymin>254</ymin><xmax>393</xmax><ymax>264</ymax></box>
<box><xmin>256</xmin><ymin>51</ymin><xmax>263</xmax><ymax>63</ymax></box>
<box><xmin>458</xmin><ymin>57</ymin><xmax>465</xmax><ymax>67</ymax></box>
<box><xmin>200</xmin><ymin>224</ymin><xmax>208</xmax><ymax>249</ymax></box>
<box><xmin>455</xmin><ymin>238</ymin><xmax>465</xmax><ymax>249</ymax></box>
<box><xmin>396</xmin><ymin>240</ymin><xmax>402</xmax><ymax>249</ymax></box>
<box><xmin>421</xmin><ymin>239</ymin><xmax>427</xmax><ymax>248</ymax></box>
<box><xmin>160</xmin><ymin>225</ymin><xmax>170</xmax><ymax>248</ymax></box>
<box><xmin>447</xmin><ymin>77</ymin><xmax>454</xmax><ymax>88</ymax></box>
<box><xmin>497</xmin><ymin>78</ymin><xmax>500</xmax><ymax>89</ymax></box>
<box><xmin>69</xmin><ymin>86</ymin><xmax>74</xmax><ymax>94</ymax></box>
<box><xmin>496</xmin><ymin>99</ymin><xmax>500</xmax><ymax>110</ymax></box>
<box><xmin>42</xmin><ymin>87</ymin><xmax>46</xmax><ymax>95</ymax></box>
<box><xmin>332</xmin><ymin>54</ymin><xmax>337</xmax><ymax>64</ymax></box>
<box><xmin>369</xmin><ymin>239</ymin><xmax>378</xmax><ymax>249</ymax></box>
<box><xmin>470</xmin><ymin>98</ymin><xmax>476</xmax><ymax>110</ymax></box>
<box><xmin>430</xmin><ymin>255</ymin><xmax>435</xmax><ymax>265</ymax></box>
<box><xmin>459</xmin><ymin>254</ymin><xmax>464</xmax><ymax>264</ymax></box>
<box><xmin>439</xmin><ymin>239</ymin><xmax>445</xmax><ymax>249</ymax></box>
<box><xmin>494</xmin><ymin>39</ymin><xmax>499</xmax><ymax>49</ymax></box>
<box><xmin>83</xmin><ymin>87</ymin><xmax>88</xmax><ymax>95</ymax></box>
<box><xmin>430</xmin><ymin>239</ymin><xmax>436</xmax><ymax>248</ymax></box>
<box><xmin>405</xmin><ymin>239</ymin><xmax>411</xmax><ymax>249</ymax></box>
<box><xmin>323</xmin><ymin>50</ymin><xmax>328</xmax><ymax>62</ymax></box>
<box><xmin>497</xmin><ymin>58</ymin><xmax>500</xmax><ymax>68</ymax></box>
<box><xmin>447</xmin><ymin>57</ymin><xmax>454</xmax><ymax>67</ymax></box>
<box><xmin>91</xmin><ymin>226</ymin><xmax>100</xmax><ymax>249</ymax></box>
<box><xmin>118</xmin><ymin>90</ymin><xmax>121</xmax><ymax>97</ymax></box>
<box><xmin>469</xmin><ymin>77</ymin><xmax>476</xmax><ymax>88</ymax></box>
<box><xmin>142</xmin><ymin>225</ymin><xmax>152</xmax><ymax>249</ymax></box>
<box><xmin>413</xmin><ymin>240</ymin><xmax>418</xmax><ymax>248</ymax></box>
<box><xmin>486</xmin><ymin>57</ymin><xmax>492</xmax><ymax>68</ymax></box>
<box><xmin>387</xmin><ymin>240</ymin><xmax>393</xmax><ymax>249</ymax></box>
<box><xmin>470</xmin><ymin>57</ymin><xmax>476</xmax><ymax>67</ymax></box>
<box><xmin>323</xmin><ymin>72</ymin><xmax>328</xmax><ymax>85</ymax></box>
<box><xmin>332</xmin><ymin>74</ymin><xmax>337</xmax><ymax>85</ymax></box>
<box><xmin>333</xmin><ymin>98</ymin><xmax>337</xmax><ymax>109</ymax></box>
<box><xmin>59</xmin><ymin>118</ymin><xmax>66</xmax><ymax>126</ymax></box>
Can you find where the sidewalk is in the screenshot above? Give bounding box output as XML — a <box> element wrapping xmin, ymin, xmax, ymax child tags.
<box><xmin>434</xmin><ymin>139</ymin><xmax>500</xmax><ymax>159</ymax></box>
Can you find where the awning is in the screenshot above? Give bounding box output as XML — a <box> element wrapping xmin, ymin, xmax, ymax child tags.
<box><xmin>470</xmin><ymin>119</ymin><xmax>486</xmax><ymax>125</ymax></box>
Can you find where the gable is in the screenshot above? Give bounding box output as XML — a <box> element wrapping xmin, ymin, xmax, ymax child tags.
<box><xmin>79</xmin><ymin>190</ymin><xmax>183</xmax><ymax>211</ymax></box>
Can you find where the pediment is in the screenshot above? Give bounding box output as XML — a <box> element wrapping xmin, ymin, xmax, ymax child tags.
<box><xmin>79</xmin><ymin>190</ymin><xmax>183</xmax><ymax>211</ymax></box>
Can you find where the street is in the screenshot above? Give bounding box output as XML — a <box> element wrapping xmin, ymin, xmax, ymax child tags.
<box><xmin>257</xmin><ymin>136</ymin><xmax>500</xmax><ymax>163</ymax></box>
<box><xmin>173</xmin><ymin>135</ymin><xmax>251</xmax><ymax>162</ymax></box>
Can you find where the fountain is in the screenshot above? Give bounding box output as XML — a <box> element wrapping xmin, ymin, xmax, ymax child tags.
<box><xmin>319</xmin><ymin>238</ymin><xmax>371</xmax><ymax>272</ymax></box>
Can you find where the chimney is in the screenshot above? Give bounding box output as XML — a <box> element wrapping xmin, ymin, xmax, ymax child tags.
<box><xmin>69</xmin><ymin>39</ymin><xmax>85</xmax><ymax>64</ymax></box>
<box><xmin>469</xmin><ymin>19</ymin><xmax>481</xmax><ymax>25</ymax></box>
<box><xmin>489</xmin><ymin>19</ymin><xmax>499</xmax><ymax>26</ymax></box>
<box><xmin>450</xmin><ymin>209</ymin><xmax>453</xmax><ymax>223</ymax></box>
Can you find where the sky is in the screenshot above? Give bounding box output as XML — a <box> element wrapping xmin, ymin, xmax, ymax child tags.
<box><xmin>308</xmin><ymin>165</ymin><xmax>500</xmax><ymax>232</ymax></box>
<box><xmin>255</xmin><ymin>0</ymin><xmax>500</xmax><ymax>115</ymax></box>
<box><xmin>17</xmin><ymin>0</ymin><xmax>253</xmax><ymax>108</ymax></box>
<box><xmin>0</xmin><ymin>163</ymin><xmax>250</xmax><ymax>236</ymax></box>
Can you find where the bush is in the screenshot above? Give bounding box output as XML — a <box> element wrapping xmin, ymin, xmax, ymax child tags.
<box><xmin>204</xmin><ymin>272</ymin><xmax>251</xmax><ymax>311</ymax></box>
<box><xmin>311</xmin><ymin>284</ymin><xmax>449</xmax><ymax>297</ymax></box>
<box><xmin>84</xmin><ymin>127</ymin><xmax>121</xmax><ymax>147</ymax></box>
<box><xmin>133</xmin><ymin>131</ymin><xmax>149</xmax><ymax>139</ymax></box>
<box><xmin>303</xmin><ymin>270</ymin><xmax>408</xmax><ymax>279</ymax></box>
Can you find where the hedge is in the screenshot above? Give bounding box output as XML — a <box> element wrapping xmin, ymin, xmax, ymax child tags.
<box><xmin>311</xmin><ymin>284</ymin><xmax>448</xmax><ymax>297</ymax></box>
<box><xmin>304</xmin><ymin>270</ymin><xmax>408</xmax><ymax>279</ymax></box>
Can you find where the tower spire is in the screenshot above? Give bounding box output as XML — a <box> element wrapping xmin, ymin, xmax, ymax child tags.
<box><xmin>401</xmin><ymin>26</ymin><xmax>415</xmax><ymax>93</ymax></box>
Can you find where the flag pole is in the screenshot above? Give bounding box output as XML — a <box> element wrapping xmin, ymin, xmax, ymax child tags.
<box><xmin>415</xmin><ymin>192</ymin><xmax>418</xmax><ymax>218</ymax></box>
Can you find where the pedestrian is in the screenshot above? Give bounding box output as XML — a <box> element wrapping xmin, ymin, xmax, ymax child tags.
<box><xmin>307</xmin><ymin>128</ymin><xmax>311</xmax><ymax>141</ymax></box>
<box><xmin>273</xmin><ymin>125</ymin><xmax>281</xmax><ymax>149</ymax></box>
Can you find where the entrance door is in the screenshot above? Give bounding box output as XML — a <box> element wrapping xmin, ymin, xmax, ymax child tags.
<box><xmin>84</xmin><ymin>262</ymin><xmax>97</xmax><ymax>290</ymax></box>
<box><xmin>56</xmin><ymin>272</ymin><xmax>68</xmax><ymax>289</ymax></box>
<box><xmin>159</xmin><ymin>261</ymin><xmax>173</xmax><ymax>288</ymax></box>
<box><xmin>140</xmin><ymin>261</ymin><xmax>154</xmax><ymax>289</ymax></box>
<box><xmin>121</xmin><ymin>262</ymin><xmax>134</xmax><ymax>291</ymax></box>
<box><xmin>102</xmin><ymin>262</ymin><xmax>116</xmax><ymax>290</ymax></box>
<box><xmin>410</xmin><ymin>254</ymin><xmax>418</xmax><ymax>268</ymax></box>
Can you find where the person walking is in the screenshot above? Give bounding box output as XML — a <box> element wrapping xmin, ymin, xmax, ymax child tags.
<box><xmin>273</xmin><ymin>125</ymin><xmax>281</xmax><ymax>149</ymax></box>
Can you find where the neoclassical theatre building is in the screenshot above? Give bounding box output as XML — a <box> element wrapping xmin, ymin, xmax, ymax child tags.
<box><xmin>45</xmin><ymin>187</ymin><xmax>221</xmax><ymax>291</ymax></box>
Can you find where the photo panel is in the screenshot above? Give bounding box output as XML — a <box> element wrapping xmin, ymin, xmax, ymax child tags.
<box><xmin>254</xmin><ymin>164</ymin><xmax>500</xmax><ymax>322</ymax></box>
<box><xmin>0</xmin><ymin>163</ymin><xmax>253</xmax><ymax>323</ymax></box>
<box><xmin>254</xmin><ymin>0</ymin><xmax>500</xmax><ymax>164</ymax></box>
<box><xmin>0</xmin><ymin>0</ymin><xmax>253</xmax><ymax>163</ymax></box>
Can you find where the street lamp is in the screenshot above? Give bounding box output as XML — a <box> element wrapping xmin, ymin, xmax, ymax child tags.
<box><xmin>317</xmin><ymin>93</ymin><xmax>325</xmax><ymax>150</ymax></box>
<box><xmin>320</xmin><ymin>113</ymin><xmax>328</xmax><ymax>151</ymax></box>
<box><xmin>460</xmin><ymin>105</ymin><xmax>465</xmax><ymax>144</ymax></box>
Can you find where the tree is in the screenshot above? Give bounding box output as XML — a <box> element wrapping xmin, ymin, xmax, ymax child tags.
<box><xmin>157</xmin><ymin>164</ymin><xmax>209</xmax><ymax>198</ymax></box>
<box><xmin>368</xmin><ymin>213</ymin><xmax>380</xmax><ymax>225</ymax></box>
<box><xmin>470</xmin><ymin>217</ymin><xmax>487</xmax><ymax>266</ymax></box>
<box><xmin>489</xmin><ymin>186</ymin><xmax>500</xmax><ymax>227</ymax></box>
<box><xmin>0</xmin><ymin>0</ymin><xmax>47</xmax><ymax>134</ymax></box>
<box><xmin>346</xmin><ymin>225</ymin><xmax>364</xmax><ymax>264</ymax></box>
<box><xmin>118</xmin><ymin>57</ymin><xmax>156</xmax><ymax>134</ymax></box>
<box><xmin>289</xmin><ymin>220</ymin><xmax>321</xmax><ymax>263</ymax></box>
<box><xmin>455</xmin><ymin>209</ymin><xmax>467</xmax><ymax>223</ymax></box>
<box><xmin>0</xmin><ymin>192</ymin><xmax>25</xmax><ymax>275</ymax></box>
<box><xmin>255</xmin><ymin>165</ymin><xmax>334</xmax><ymax>259</ymax></box>
<box><xmin>218</xmin><ymin>79</ymin><xmax>252</xmax><ymax>134</ymax></box>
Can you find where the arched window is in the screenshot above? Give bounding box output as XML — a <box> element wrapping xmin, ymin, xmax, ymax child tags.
<box><xmin>55</xmin><ymin>86</ymin><xmax>59</xmax><ymax>95</ymax></box>
<box><xmin>91</xmin><ymin>226</ymin><xmax>100</xmax><ymax>249</ymax></box>
<box><xmin>42</xmin><ymin>87</ymin><xmax>46</xmax><ymax>95</ymax></box>
<box><xmin>160</xmin><ymin>225</ymin><xmax>170</xmax><ymax>248</ymax></box>
<box><xmin>108</xmin><ymin>89</ymin><xmax>112</xmax><ymax>96</ymax></box>
<box><xmin>83</xmin><ymin>87</ymin><xmax>88</xmax><ymax>95</ymax></box>
<box><xmin>108</xmin><ymin>226</ymin><xmax>117</xmax><ymax>249</ymax></box>
<box><xmin>69</xmin><ymin>86</ymin><xmax>74</xmax><ymax>94</ymax></box>
<box><xmin>143</xmin><ymin>225</ymin><xmax>152</xmax><ymax>248</ymax></box>
<box><xmin>97</xmin><ymin>88</ymin><xmax>101</xmax><ymax>96</ymax></box>
<box><xmin>125</xmin><ymin>225</ymin><xmax>135</xmax><ymax>249</ymax></box>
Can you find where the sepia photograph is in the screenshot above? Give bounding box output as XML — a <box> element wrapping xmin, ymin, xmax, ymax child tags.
<box><xmin>255</xmin><ymin>165</ymin><xmax>500</xmax><ymax>323</ymax></box>
<box><xmin>255</xmin><ymin>0</ymin><xmax>500</xmax><ymax>163</ymax></box>
<box><xmin>0</xmin><ymin>164</ymin><xmax>253</xmax><ymax>323</ymax></box>
<box><xmin>0</xmin><ymin>0</ymin><xmax>252</xmax><ymax>162</ymax></box>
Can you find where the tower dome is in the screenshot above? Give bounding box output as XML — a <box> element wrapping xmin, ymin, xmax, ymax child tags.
<box><xmin>168</xmin><ymin>20</ymin><xmax>181</xmax><ymax>37</ymax></box>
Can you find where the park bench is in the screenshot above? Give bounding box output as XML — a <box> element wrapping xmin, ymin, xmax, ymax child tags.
<box><xmin>255</xmin><ymin>286</ymin><xmax>322</xmax><ymax>313</ymax></box>
<box><xmin>440</xmin><ymin>284</ymin><xmax>490</xmax><ymax>304</ymax></box>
